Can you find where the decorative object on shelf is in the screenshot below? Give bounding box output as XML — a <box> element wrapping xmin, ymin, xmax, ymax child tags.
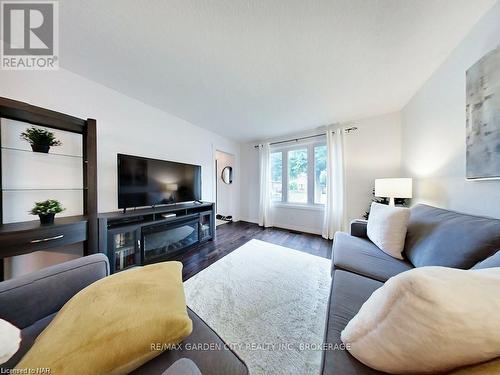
<box><xmin>20</xmin><ymin>126</ymin><xmax>62</xmax><ymax>153</ymax></box>
<box><xmin>221</xmin><ymin>166</ymin><xmax>233</xmax><ymax>184</ymax></box>
<box><xmin>29</xmin><ymin>199</ymin><xmax>65</xmax><ymax>224</ymax></box>
<box><xmin>466</xmin><ymin>46</ymin><xmax>500</xmax><ymax>180</ymax></box>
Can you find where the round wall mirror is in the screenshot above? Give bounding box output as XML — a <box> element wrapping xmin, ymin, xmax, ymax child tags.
<box><xmin>221</xmin><ymin>166</ymin><xmax>233</xmax><ymax>184</ymax></box>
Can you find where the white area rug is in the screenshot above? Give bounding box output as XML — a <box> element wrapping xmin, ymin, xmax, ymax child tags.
<box><xmin>184</xmin><ymin>239</ymin><xmax>331</xmax><ymax>375</ymax></box>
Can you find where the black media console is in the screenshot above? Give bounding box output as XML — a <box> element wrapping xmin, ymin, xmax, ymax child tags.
<box><xmin>97</xmin><ymin>202</ymin><xmax>215</xmax><ymax>273</ymax></box>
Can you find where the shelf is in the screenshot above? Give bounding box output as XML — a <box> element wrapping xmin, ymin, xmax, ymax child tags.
<box><xmin>0</xmin><ymin>215</ymin><xmax>88</xmax><ymax>259</ymax></box>
<box><xmin>1</xmin><ymin>146</ymin><xmax>84</xmax><ymax>160</ymax></box>
<box><xmin>99</xmin><ymin>202</ymin><xmax>214</xmax><ymax>219</ymax></box>
<box><xmin>0</xmin><ymin>97</ymin><xmax>98</xmax><ymax>263</ymax></box>
<box><xmin>115</xmin><ymin>246</ymin><xmax>136</xmax><ymax>253</ymax></box>
<box><xmin>108</xmin><ymin>213</ymin><xmax>202</xmax><ymax>231</ymax></box>
<box><xmin>0</xmin><ymin>215</ymin><xmax>87</xmax><ymax>234</ymax></box>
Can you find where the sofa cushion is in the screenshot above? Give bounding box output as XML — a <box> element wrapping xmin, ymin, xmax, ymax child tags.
<box><xmin>333</xmin><ymin>232</ymin><xmax>413</xmax><ymax>282</ymax></box>
<box><xmin>1</xmin><ymin>313</ymin><xmax>56</xmax><ymax>370</ymax></box>
<box><xmin>4</xmin><ymin>308</ymin><xmax>247</xmax><ymax>375</ymax></box>
<box><xmin>163</xmin><ymin>358</ymin><xmax>201</xmax><ymax>375</ymax></box>
<box><xmin>0</xmin><ymin>319</ymin><xmax>20</xmax><ymax>364</ymax></box>
<box><xmin>367</xmin><ymin>202</ymin><xmax>411</xmax><ymax>259</ymax></box>
<box><xmin>132</xmin><ymin>309</ymin><xmax>248</xmax><ymax>375</ymax></box>
<box><xmin>404</xmin><ymin>204</ymin><xmax>500</xmax><ymax>269</ymax></box>
<box><xmin>321</xmin><ymin>270</ymin><xmax>383</xmax><ymax>375</ymax></box>
<box><xmin>341</xmin><ymin>267</ymin><xmax>500</xmax><ymax>374</ymax></box>
<box><xmin>451</xmin><ymin>357</ymin><xmax>500</xmax><ymax>374</ymax></box>
<box><xmin>17</xmin><ymin>262</ymin><xmax>193</xmax><ymax>375</ymax></box>
<box><xmin>472</xmin><ymin>250</ymin><xmax>500</xmax><ymax>269</ymax></box>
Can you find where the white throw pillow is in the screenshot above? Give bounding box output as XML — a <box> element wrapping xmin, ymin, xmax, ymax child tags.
<box><xmin>0</xmin><ymin>318</ymin><xmax>21</xmax><ymax>364</ymax></box>
<box><xmin>367</xmin><ymin>202</ymin><xmax>410</xmax><ymax>259</ymax></box>
<box><xmin>341</xmin><ymin>267</ymin><xmax>500</xmax><ymax>374</ymax></box>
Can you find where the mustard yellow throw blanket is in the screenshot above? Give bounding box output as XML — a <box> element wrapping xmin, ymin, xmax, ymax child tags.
<box><xmin>17</xmin><ymin>262</ymin><xmax>192</xmax><ymax>375</ymax></box>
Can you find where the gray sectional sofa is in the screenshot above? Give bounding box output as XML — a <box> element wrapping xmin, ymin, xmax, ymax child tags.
<box><xmin>321</xmin><ymin>204</ymin><xmax>500</xmax><ymax>374</ymax></box>
<box><xmin>2</xmin><ymin>203</ymin><xmax>499</xmax><ymax>375</ymax></box>
<box><xmin>0</xmin><ymin>254</ymin><xmax>248</xmax><ymax>375</ymax></box>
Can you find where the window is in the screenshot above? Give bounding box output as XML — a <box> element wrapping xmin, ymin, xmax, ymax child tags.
<box><xmin>270</xmin><ymin>138</ymin><xmax>326</xmax><ymax>206</ymax></box>
<box><xmin>314</xmin><ymin>145</ymin><xmax>327</xmax><ymax>204</ymax></box>
<box><xmin>288</xmin><ymin>148</ymin><xmax>308</xmax><ymax>203</ymax></box>
<box><xmin>270</xmin><ymin>151</ymin><xmax>282</xmax><ymax>201</ymax></box>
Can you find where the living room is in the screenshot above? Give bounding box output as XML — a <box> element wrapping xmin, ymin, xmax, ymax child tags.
<box><xmin>1</xmin><ymin>1</ymin><xmax>499</xmax><ymax>374</ymax></box>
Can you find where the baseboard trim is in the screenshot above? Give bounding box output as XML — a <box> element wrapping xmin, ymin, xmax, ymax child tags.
<box><xmin>271</xmin><ymin>222</ymin><xmax>322</xmax><ymax>236</ymax></box>
<box><xmin>238</xmin><ymin>218</ymin><xmax>322</xmax><ymax>236</ymax></box>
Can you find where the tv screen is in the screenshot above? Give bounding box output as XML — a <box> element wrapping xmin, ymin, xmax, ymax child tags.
<box><xmin>117</xmin><ymin>154</ymin><xmax>201</xmax><ymax>209</ymax></box>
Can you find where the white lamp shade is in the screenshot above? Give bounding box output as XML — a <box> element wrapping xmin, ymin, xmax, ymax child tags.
<box><xmin>375</xmin><ymin>178</ymin><xmax>412</xmax><ymax>199</ymax></box>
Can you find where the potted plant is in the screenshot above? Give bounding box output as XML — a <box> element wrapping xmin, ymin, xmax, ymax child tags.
<box><xmin>20</xmin><ymin>127</ymin><xmax>62</xmax><ymax>153</ymax></box>
<box><xmin>30</xmin><ymin>199</ymin><xmax>65</xmax><ymax>224</ymax></box>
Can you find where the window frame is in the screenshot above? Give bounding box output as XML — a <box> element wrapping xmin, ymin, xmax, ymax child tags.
<box><xmin>270</xmin><ymin>136</ymin><xmax>326</xmax><ymax>208</ymax></box>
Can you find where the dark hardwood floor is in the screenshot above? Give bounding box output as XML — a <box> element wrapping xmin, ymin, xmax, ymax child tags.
<box><xmin>173</xmin><ymin>221</ymin><xmax>333</xmax><ymax>281</ymax></box>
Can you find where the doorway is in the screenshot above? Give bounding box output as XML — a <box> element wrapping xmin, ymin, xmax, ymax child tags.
<box><xmin>215</xmin><ymin>150</ymin><xmax>235</xmax><ymax>226</ymax></box>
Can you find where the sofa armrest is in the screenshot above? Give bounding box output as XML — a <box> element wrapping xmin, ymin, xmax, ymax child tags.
<box><xmin>350</xmin><ymin>219</ymin><xmax>368</xmax><ymax>238</ymax></box>
<box><xmin>0</xmin><ymin>254</ymin><xmax>109</xmax><ymax>329</ymax></box>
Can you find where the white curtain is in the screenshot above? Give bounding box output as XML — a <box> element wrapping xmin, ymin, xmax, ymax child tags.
<box><xmin>258</xmin><ymin>143</ymin><xmax>272</xmax><ymax>227</ymax></box>
<box><xmin>322</xmin><ymin>127</ymin><xmax>347</xmax><ymax>239</ymax></box>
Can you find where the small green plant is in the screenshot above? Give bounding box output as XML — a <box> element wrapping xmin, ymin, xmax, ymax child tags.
<box><xmin>30</xmin><ymin>199</ymin><xmax>65</xmax><ymax>215</ymax></box>
<box><xmin>20</xmin><ymin>127</ymin><xmax>62</xmax><ymax>147</ymax></box>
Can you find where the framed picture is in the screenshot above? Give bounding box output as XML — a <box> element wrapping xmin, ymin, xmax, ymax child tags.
<box><xmin>466</xmin><ymin>46</ymin><xmax>500</xmax><ymax>180</ymax></box>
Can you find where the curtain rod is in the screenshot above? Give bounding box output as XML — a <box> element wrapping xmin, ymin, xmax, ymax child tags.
<box><xmin>253</xmin><ymin>127</ymin><xmax>358</xmax><ymax>148</ymax></box>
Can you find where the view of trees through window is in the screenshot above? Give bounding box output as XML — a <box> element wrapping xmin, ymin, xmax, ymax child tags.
<box><xmin>271</xmin><ymin>152</ymin><xmax>282</xmax><ymax>201</ymax></box>
<box><xmin>288</xmin><ymin>148</ymin><xmax>308</xmax><ymax>203</ymax></box>
<box><xmin>270</xmin><ymin>141</ymin><xmax>327</xmax><ymax>205</ymax></box>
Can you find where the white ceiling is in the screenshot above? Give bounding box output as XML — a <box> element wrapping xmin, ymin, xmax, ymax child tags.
<box><xmin>59</xmin><ymin>0</ymin><xmax>496</xmax><ymax>142</ymax></box>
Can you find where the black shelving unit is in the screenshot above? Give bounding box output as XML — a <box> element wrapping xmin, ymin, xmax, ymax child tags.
<box><xmin>98</xmin><ymin>202</ymin><xmax>215</xmax><ymax>274</ymax></box>
<box><xmin>107</xmin><ymin>225</ymin><xmax>142</xmax><ymax>273</ymax></box>
<box><xmin>0</xmin><ymin>97</ymin><xmax>97</xmax><ymax>280</ymax></box>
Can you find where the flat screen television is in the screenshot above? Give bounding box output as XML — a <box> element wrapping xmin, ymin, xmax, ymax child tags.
<box><xmin>117</xmin><ymin>154</ymin><xmax>201</xmax><ymax>209</ymax></box>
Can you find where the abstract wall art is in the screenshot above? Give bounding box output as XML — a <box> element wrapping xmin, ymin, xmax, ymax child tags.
<box><xmin>466</xmin><ymin>46</ymin><xmax>500</xmax><ymax>179</ymax></box>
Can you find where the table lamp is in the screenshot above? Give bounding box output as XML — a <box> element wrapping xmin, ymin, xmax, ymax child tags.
<box><xmin>375</xmin><ymin>178</ymin><xmax>412</xmax><ymax>206</ymax></box>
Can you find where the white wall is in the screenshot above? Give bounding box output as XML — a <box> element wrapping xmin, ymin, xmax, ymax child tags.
<box><xmin>239</xmin><ymin>143</ymin><xmax>260</xmax><ymax>225</ymax></box>
<box><xmin>215</xmin><ymin>150</ymin><xmax>237</xmax><ymax>218</ymax></box>
<box><xmin>0</xmin><ymin>67</ymin><xmax>240</xmax><ymax>277</ymax></box>
<box><xmin>345</xmin><ymin>112</ymin><xmax>402</xmax><ymax>221</ymax></box>
<box><xmin>401</xmin><ymin>2</ymin><xmax>500</xmax><ymax>218</ymax></box>
<box><xmin>240</xmin><ymin>112</ymin><xmax>402</xmax><ymax>234</ymax></box>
